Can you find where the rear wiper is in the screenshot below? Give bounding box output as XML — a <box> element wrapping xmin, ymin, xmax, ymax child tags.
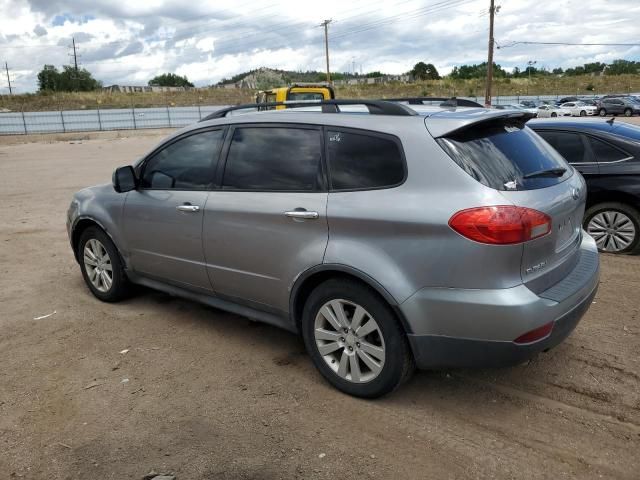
<box><xmin>522</xmin><ymin>167</ymin><xmax>567</xmax><ymax>179</ymax></box>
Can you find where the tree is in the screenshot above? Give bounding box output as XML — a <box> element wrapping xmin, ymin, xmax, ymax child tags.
<box><xmin>449</xmin><ymin>62</ymin><xmax>506</xmax><ymax>80</ymax></box>
<box><xmin>552</xmin><ymin>67</ymin><xmax>564</xmax><ymax>75</ymax></box>
<box><xmin>37</xmin><ymin>65</ymin><xmax>59</xmax><ymax>91</ymax></box>
<box><xmin>36</xmin><ymin>64</ymin><xmax>101</xmax><ymax>92</ymax></box>
<box><xmin>411</xmin><ymin>62</ymin><xmax>440</xmax><ymax>80</ymax></box>
<box><xmin>606</xmin><ymin>59</ymin><xmax>639</xmax><ymax>75</ymax></box>
<box><xmin>148</xmin><ymin>73</ymin><xmax>194</xmax><ymax>87</ymax></box>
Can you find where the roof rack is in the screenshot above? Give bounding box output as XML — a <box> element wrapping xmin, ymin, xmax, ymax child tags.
<box><xmin>200</xmin><ymin>99</ymin><xmax>418</xmax><ymax>121</ymax></box>
<box><xmin>384</xmin><ymin>97</ymin><xmax>484</xmax><ymax>108</ymax></box>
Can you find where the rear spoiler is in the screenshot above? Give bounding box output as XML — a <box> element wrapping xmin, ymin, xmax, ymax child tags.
<box><xmin>425</xmin><ymin>110</ymin><xmax>536</xmax><ymax>138</ymax></box>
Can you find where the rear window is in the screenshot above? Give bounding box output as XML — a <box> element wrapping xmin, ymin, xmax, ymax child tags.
<box><xmin>437</xmin><ymin>121</ymin><xmax>572</xmax><ymax>191</ymax></box>
<box><xmin>327</xmin><ymin>130</ymin><xmax>405</xmax><ymax>190</ymax></box>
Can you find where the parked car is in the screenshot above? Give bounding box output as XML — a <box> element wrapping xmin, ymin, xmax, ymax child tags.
<box><xmin>67</xmin><ymin>100</ymin><xmax>599</xmax><ymax>398</ymax></box>
<box><xmin>597</xmin><ymin>97</ymin><xmax>640</xmax><ymax>117</ymax></box>
<box><xmin>560</xmin><ymin>101</ymin><xmax>598</xmax><ymax>117</ymax></box>
<box><xmin>537</xmin><ymin>104</ymin><xmax>570</xmax><ymax>118</ymax></box>
<box><xmin>530</xmin><ymin>118</ymin><xmax>640</xmax><ymax>253</ymax></box>
<box><xmin>557</xmin><ymin>96</ymin><xmax>579</xmax><ymax>105</ymax></box>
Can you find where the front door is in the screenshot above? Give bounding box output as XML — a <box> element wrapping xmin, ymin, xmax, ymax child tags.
<box><xmin>123</xmin><ymin>128</ymin><xmax>226</xmax><ymax>291</ymax></box>
<box><xmin>203</xmin><ymin>125</ymin><xmax>328</xmax><ymax>313</ymax></box>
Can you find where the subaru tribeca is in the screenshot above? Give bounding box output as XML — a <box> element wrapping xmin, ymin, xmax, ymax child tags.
<box><xmin>67</xmin><ymin>100</ymin><xmax>599</xmax><ymax>398</ymax></box>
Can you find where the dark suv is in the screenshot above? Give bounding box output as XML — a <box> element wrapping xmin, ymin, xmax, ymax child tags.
<box><xmin>530</xmin><ymin>118</ymin><xmax>640</xmax><ymax>253</ymax></box>
<box><xmin>597</xmin><ymin>97</ymin><xmax>640</xmax><ymax>117</ymax></box>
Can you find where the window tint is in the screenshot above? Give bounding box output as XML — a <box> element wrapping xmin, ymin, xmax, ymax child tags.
<box><xmin>288</xmin><ymin>92</ymin><xmax>325</xmax><ymax>101</ymax></box>
<box><xmin>589</xmin><ymin>137</ymin><xmax>630</xmax><ymax>163</ymax></box>
<box><xmin>537</xmin><ymin>131</ymin><xmax>590</xmax><ymax>163</ymax></box>
<box><xmin>222</xmin><ymin>127</ymin><xmax>322</xmax><ymax>191</ymax></box>
<box><xmin>140</xmin><ymin>129</ymin><xmax>224</xmax><ymax>190</ymax></box>
<box><xmin>327</xmin><ymin>130</ymin><xmax>405</xmax><ymax>190</ymax></box>
<box><xmin>437</xmin><ymin>122</ymin><xmax>571</xmax><ymax>191</ymax></box>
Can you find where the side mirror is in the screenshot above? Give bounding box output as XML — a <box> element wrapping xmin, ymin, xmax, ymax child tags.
<box><xmin>112</xmin><ymin>166</ymin><xmax>137</xmax><ymax>193</ymax></box>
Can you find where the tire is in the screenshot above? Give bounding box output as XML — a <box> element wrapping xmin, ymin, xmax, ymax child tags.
<box><xmin>584</xmin><ymin>202</ymin><xmax>640</xmax><ymax>254</ymax></box>
<box><xmin>301</xmin><ymin>279</ymin><xmax>414</xmax><ymax>398</ymax></box>
<box><xmin>551</xmin><ymin>112</ymin><xmax>557</xmax><ymax>117</ymax></box>
<box><xmin>78</xmin><ymin>226</ymin><xmax>130</xmax><ymax>301</ymax></box>
<box><xmin>599</xmin><ymin>109</ymin><xmax>607</xmax><ymax>117</ymax></box>
<box><xmin>580</xmin><ymin>110</ymin><xmax>586</xmax><ymax>117</ymax></box>
<box><xmin>624</xmin><ymin>108</ymin><xmax>632</xmax><ymax>117</ymax></box>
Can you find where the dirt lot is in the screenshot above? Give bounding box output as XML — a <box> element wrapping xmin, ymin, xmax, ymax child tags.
<box><xmin>0</xmin><ymin>133</ymin><xmax>639</xmax><ymax>480</ymax></box>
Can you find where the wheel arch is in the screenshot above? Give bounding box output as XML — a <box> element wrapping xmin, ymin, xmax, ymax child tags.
<box><xmin>71</xmin><ymin>217</ymin><xmax>126</xmax><ymax>266</ymax></box>
<box><xmin>585</xmin><ymin>189</ymin><xmax>640</xmax><ymax>214</ymax></box>
<box><xmin>289</xmin><ymin>264</ymin><xmax>413</xmax><ymax>334</ymax></box>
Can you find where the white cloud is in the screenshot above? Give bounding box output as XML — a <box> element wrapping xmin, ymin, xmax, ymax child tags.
<box><xmin>0</xmin><ymin>0</ymin><xmax>638</xmax><ymax>92</ymax></box>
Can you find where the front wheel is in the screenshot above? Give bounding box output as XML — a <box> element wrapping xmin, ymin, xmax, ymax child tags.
<box><xmin>301</xmin><ymin>279</ymin><xmax>414</xmax><ymax>398</ymax></box>
<box><xmin>580</xmin><ymin>110</ymin><xmax>586</xmax><ymax>117</ymax></box>
<box><xmin>624</xmin><ymin>108</ymin><xmax>633</xmax><ymax>117</ymax></box>
<box><xmin>79</xmin><ymin>226</ymin><xmax>130</xmax><ymax>301</ymax></box>
<box><xmin>551</xmin><ymin>112</ymin><xmax>557</xmax><ymax>117</ymax></box>
<box><xmin>599</xmin><ymin>109</ymin><xmax>607</xmax><ymax>116</ymax></box>
<box><xmin>585</xmin><ymin>202</ymin><xmax>640</xmax><ymax>254</ymax></box>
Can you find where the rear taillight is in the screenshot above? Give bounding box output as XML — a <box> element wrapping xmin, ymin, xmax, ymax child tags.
<box><xmin>449</xmin><ymin>206</ymin><xmax>551</xmax><ymax>245</ymax></box>
<box><xmin>514</xmin><ymin>321</ymin><xmax>554</xmax><ymax>344</ymax></box>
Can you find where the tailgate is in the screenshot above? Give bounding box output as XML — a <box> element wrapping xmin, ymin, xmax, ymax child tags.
<box><xmin>500</xmin><ymin>173</ymin><xmax>587</xmax><ymax>293</ymax></box>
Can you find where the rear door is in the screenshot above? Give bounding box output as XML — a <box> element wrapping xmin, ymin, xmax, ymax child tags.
<box><xmin>123</xmin><ymin>128</ymin><xmax>225</xmax><ymax>291</ymax></box>
<box><xmin>203</xmin><ymin>124</ymin><xmax>328</xmax><ymax>313</ymax></box>
<box><xmin>436</xmin><ymin>119</ymin><xmax>586</xmax><ymax>292</ymax></box>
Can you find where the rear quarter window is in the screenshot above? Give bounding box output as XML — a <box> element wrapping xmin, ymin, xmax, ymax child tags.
<box><xmin>327</xmin><ymin>129</ymin><xmax>405</xmax><ymax>190</ymax></box>
<box><xmin>437</xmin><ymin>121</ymin><xmax>572</xmax><ymax>191</ymax></box>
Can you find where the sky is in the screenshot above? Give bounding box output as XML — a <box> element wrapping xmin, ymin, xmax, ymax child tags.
<box><xmin>1</xmin><ymin>0</ymin><xmax>639</xmax><ymax>92</ymax></box>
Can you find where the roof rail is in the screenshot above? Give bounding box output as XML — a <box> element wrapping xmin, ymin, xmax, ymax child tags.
<box><xmin>200</xmin><ymin>99</ymin><xmax>418</xmax><ymax>121</ymax></box>
<box><xmin>384</xmin><ymin>97</ymin><xmax>484</xmax><ymax>108</ymax></box>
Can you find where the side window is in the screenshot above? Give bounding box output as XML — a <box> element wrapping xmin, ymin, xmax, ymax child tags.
<box><xmin>222</xmin><ymin>127</ymin><xmax>323</xmax><ymax>191</ymax></box>
<box><xmin>288</xmin><ymin>92</ymin><xmax>325</xmax><ymax>101</ymax></box>
<box><xmin>588</xmin><ymin>137</ymin><xmax>630</xmax><ymax>163</ymax></box>
<box><xmin>140</xmin><ymin>129</ymin><xmax>224</xmax><ymax>190</ymax></box>
<box><xmin>537</xmin><ymin>131</ymin><xmax>590</xmax><ymax>164</ymax></box>
<box><xmin>327</xmin><ymin>130</ymin><xmax>405</xmax><ymax>190</ymax></box>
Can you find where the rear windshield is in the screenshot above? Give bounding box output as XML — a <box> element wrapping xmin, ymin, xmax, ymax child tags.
<box><xmin>436</xmin><ymin>121</ymin><xmax>572</xmax><ymax>191</ymax></box>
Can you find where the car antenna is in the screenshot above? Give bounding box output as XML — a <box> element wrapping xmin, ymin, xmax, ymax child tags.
<box><xmin>606</xmin><ymin>117</ymin><xmax>615</xmax><ymax>125</ymax></box>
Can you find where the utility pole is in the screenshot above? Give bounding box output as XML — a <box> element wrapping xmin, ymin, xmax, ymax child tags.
<box><xmin>4</xmin><ymin>62</ymin><xmax>12</xmax><ymax>95</ymax></box>
<box><xmin>321</xmin><ymin>19</ymin><xmax>332</xmax><ymax>83</ymax></box>
<box><xmin>484</xmin><ymin>0</ymin><xmax>497</xmax><ymax>106</ymax></box>
<box><xmin>69</xmin><ymin>36</ymin><xmax>80</xmax><ymax>91</ymax></box>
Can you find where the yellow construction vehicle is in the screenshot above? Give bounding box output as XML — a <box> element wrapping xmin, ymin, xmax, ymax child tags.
<box><xmin>255</xmin><ymin>83</ymin><xmax>335</xmax><ymax>109</ymax></box>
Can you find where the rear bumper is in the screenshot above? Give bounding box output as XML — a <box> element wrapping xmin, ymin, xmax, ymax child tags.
<box><xmin>402</xmin><ymin>234</ymin><xmax>599</xmax><ymax>369</ymax></box>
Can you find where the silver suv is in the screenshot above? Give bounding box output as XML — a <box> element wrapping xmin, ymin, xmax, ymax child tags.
<box><xmin>67</xmin><ymin>100</ymin><xmax>599</xmax><ymax>398</ymax></box>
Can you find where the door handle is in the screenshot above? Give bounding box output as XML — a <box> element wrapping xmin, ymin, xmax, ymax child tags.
<box><xmin>177</xmin><ymin>204</ymin><xmax>200</xmax><ymax>212</ymax></box>
<box><xmin>284</xmin><ymin>210</ymin><xmax>319</xmax><ymax>220</ymax></box>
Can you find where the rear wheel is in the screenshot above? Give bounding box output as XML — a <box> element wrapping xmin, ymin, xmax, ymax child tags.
<box><xmin>79</xmin><ymin>226</ymin><xmax>130</xmax><ymax>301</ymax></box>
<box><xmin>585</xmin><ymin>202</ymin><xmax>640</xmax><ymax>254</ymax></box>
<box><xmin>599</xmin><ymin>109</ymin><xmax>607</xmax><ymax>116</ymax></box>
<box><xmin>301</xmin><ymin>279</ymin><xmax>414</xmax><ymax>398</ymax></box>
<box><xmin>551</xmin><ymin>112</ymin><xmax>557</xmax><ymax>117</ymax></box>
<box><xmin>624</xmin><ymin>108</ymin><xmax>633</xmax><ymax>117</ymax></box>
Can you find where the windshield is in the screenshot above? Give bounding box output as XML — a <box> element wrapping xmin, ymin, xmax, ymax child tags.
<box><xmin>437</xmin><ymin>121</ymin><xmax>572</xmax><ymax>191</ymax></box>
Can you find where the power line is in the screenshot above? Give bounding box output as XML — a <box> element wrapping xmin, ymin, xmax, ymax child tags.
<box><xmin>499</xmin><ymin>41</ymin><xmax>640</xmax><ymax>48</ymax></box>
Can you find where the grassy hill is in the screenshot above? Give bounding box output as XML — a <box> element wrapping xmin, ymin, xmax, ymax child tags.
<box><xmin>1</xmin><ymin>74</ymin><xmax>639</xmax><ymax>112</ymax></box>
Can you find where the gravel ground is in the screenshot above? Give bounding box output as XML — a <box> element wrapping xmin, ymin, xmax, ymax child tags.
<box><xmin>0</xmin><ymin>134</ymin><xmax>639</xmax><ymax>480</ymax></box>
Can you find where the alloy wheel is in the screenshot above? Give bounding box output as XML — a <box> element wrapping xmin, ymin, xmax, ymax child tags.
<box><xmin>313</xmin><ymin>299</ymin><xmax>385</xmax><ymax>383</ymax></box>
<box><xmin>587</xmin><ymin>210</ymin><xmax>636</xmax><ymax>252</ymax></box>
<box><xmin>83</xmin><ymin>238</ymin><xmax>113</xmax><ymax>292</ymax></box>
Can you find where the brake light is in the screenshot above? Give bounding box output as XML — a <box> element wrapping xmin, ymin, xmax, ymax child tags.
<box><xmin>449</xmin><ymin>206</ymin><xmax>551</xmax><ymax>245</ymax></box>
<box><xmin>514</xmin><ymin>321</ymin><xmax>554</xmax><ymax>344</ymax></box>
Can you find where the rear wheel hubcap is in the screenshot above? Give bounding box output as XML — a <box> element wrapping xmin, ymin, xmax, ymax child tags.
<box><xmin>587</xmin><ymin>211</ymin><xmax>636</xmax><ymax>252</ymax></box>
<box><xmin>314</xmin><ymin>299</ymin><xmax>385</xmax><ymax>383</ymax></box>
